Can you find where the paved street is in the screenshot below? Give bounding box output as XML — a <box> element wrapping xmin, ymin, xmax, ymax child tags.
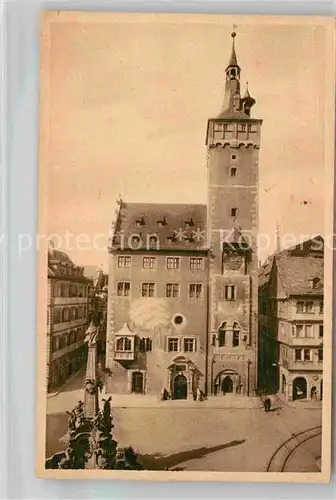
<box><xmin>46</xmin><ymin>385</ymin><xmax>322</xmax><ymax>472</ymax></box>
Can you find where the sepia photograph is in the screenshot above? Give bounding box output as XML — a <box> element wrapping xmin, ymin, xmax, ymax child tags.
<box><xmin>36</xmin><ymin>12</ymin><xmax>334</xmax><ymax>481</ymax></box>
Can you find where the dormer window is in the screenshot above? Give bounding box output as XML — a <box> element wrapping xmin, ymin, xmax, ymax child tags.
<box><xmin>311</xmin><ymin>277</ymin><xmax>321</xmax><ymax>289</ymax></box>
<box><xmin>184</xmin><ymin>218</ymin><xmax>194</xmax><ymax>228</ymax></box>
<box><xmin>135</xmin><ymin>217</ymin><xmax>145</xmax><ymax>227</ymax></box>
<box><xmin>167</xmin><ymin>235</ymin><xmax>177</xmax><ymax>244</ymax></box>
<box><xmin>157</xmin><ymin>216</ymin><xmax>167</xmax><ymax>227</ymax></box>
<box><xmin>186</xmin><ymin>234</ymin><xmax>195</xmax><ymax>243</ymax></box>
<box><xmin>148</xmin><ymin>235</ymin><xmax>158</xmax><ymax>249</ymax></box>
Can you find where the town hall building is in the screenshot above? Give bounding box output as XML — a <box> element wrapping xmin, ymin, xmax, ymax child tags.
<box><xmin>105</xmin><ymin>32</ymin><xmax>262</xmax><ymax>399</ymax></box>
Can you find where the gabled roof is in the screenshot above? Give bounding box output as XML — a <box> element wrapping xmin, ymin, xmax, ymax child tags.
<box><xmin>275</xmin><ymin>254</ymin><xmax>324</xmax><ymax>296</ymax></box>
<box><xmin>111</xmin><ymin>202</ymin><xmax>207</xmax><ymax>252</ymax></box>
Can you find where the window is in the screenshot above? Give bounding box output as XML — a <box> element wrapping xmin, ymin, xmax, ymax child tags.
<box><xmin>231</xmin><ymin>154</ymin><xmax>236</xmax><ymax>160</ymax></box>
<box><xmin>231</xmin><ymin>207</ymin><xmax>238</xmax><ymax>217</ymax></box>
<box><xmin>240</xmin><ymin>124</ymin><xmax>246</xmax><ymax>132</ymax></box>
<box><xmin>116</xmin><ymin>337</ymin><xmax>132</xmax><ymax>352</ymax></box>
<box><xmin>173</xmin><ymin>315</ymin><xmax>184</xmax><ymax>325</ymax></box>
<box><xmin>296</xmin><ymin>325</ymin><xmax>304</xmax><ymax>337</ymax></box>
<box><xmin>319</xmin><ymin>325</ymin><xmax>323</xmax><ymax>338</ymax></box>
<box><xmin>212</xmin><ymin>334</ymin><xmax>216</xmax><ymax>346</ymax></box>
<box><xmin>296</xmin><ymin>301</ymin><xmax>304</xmax><ymax>313</ymax></box>
<box><xmin>148</xmin><ymin>235</ymin><xmax>158</xmax><ymax>248</ymax></box>
<box><xmin>146</xmin><ymin>338</ymin><xmax>152</xmax><ymax>351</ymax></box>
<box><xmin>296</xmin><ymin>324</ymin><xmax>313</xmax><ymax>338</ymax></box>
<box><xmin>184</xmin><ymin>338</ymin><xmax>195</xmax><ymax>353</ymax></box>
<box><xmin>279</xmin><ymin>300</ymin><xmax>284</xmax><ymax>313</ymax></box>
<box><xmin>54</xmin><ymin>308</ymin><xmax>61</xmax><ymax>324</ymax></box>
<box><xmin>143</xmin><ymin>257</ymin><xmax>156</xmax><ymax>269</ymax></box>
<box><xmin>116</xmin><ymin>338</ymin><xmax>123</xmax><ymax>351</ymax></box>
<box><xmin>52</xmin><ymin>337</ymin><xmax>58</xmax><ymax>352</ymax></box>
<box><xmin>305</xmin><ymin>325</ymin><xmax>313</xmax><ymax>338</ymax></box>
<box><xmin>190</xmin><ymin>258</ymin><xmax>204</xmax><ymax>270</ymax></box>
<box><xmin>167</xmin><ymin>257</ymin><xmax>180</xmax><ymax>269</ymax></box>
<box><xmin>295</xmin><ymin>349</ymin><xmax>302</xmax><ymax>361</ymax></box>
<box><xmin>166</xmin><ymin>283</ymin><xmax>179</xmax><ymax>298</ymax></box>
<box><xmin>214</xmin><ymin>123</ymin><xmax>222</xmax><ymax>133</ymax></box>
<box><xmin>62</xmin><ymin>308</ymin><xmax>70</xmax><ymax>322</ymax></box>
<box><xmin>230</xmin><ymin>167</ymin><xmax>237</xmax><ymax>177</ymax></box>
<box><xmin>168</xmin><ymin>338</ymin><xmax>179</xmax><ymax>352</ymax></box>
<box><xmin>225</xmin><ymin>285</ymin><xmax>236</xmax><ymax>300</ymax></box>
<box><xmin>117</xmin><ymin>282</ymin><xmax>130</xmax><ymax>297</ymax></box>
<box><xmin>189</xmin><ymin>284</ymin><xmax>203</xmax><ymax>299</ymax></box>
<box><xmin>318</xmin><ymin>348</ymin><xmax>323</xmax><ymax>362</ymax></box>
<box><xmin>296</xmin><ymin>301</ymin><xmax>314</xmax><ymax>313</ymax></box>
<box><xmin>304</xmin><ymin>349</ymin><xmax>311</xmax><ymax>361</ymax></box>
<box><xmin>218</xmin><ymin>326</ymin><xmax>226</xmax><ymax>347</ymax></box>
<box><xmin>118</xmin><ymin>256</ymin><xmax>131</xmax><ymax>268</ymax></box>
<box><xmin>247</xmin><ymin>124</ymin><xmax>253</xmax><ymax>132</ymax></box>
<box><xmin>320</xmin><ymin>301</ymin><xmax>324</xmax><ymax>314</ymax></box>
<box><xmin>142</xmin><ymin>282</ymin><xmax>155</xmax><ymax>297</ymax></box>
<box><xmin>306</xmin><ymin>301</ymin><xmax>313</xmax><ymax>313</ymax></box>
<box><xmin>130</xmin><ymin>235</ymin><xmax>141</xmax><ymax>247</ymax></box>
<box><xmin>124</xmin><ymin>338</ymin><xmax>131</xmax><ymax>351</ymax></box>
<box><xmin>233</xmin><ymin>330</ymin><xmax>240</xmax><ymax>347</ymax></box>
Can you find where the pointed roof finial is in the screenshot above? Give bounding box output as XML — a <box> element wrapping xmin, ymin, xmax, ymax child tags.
<box><xmin>244</xmin><ymin>81</ymin><xmax>251</xmax><ymax>98</ymax></box>
<box><xmin>227</xmin><ymin>27</ymin><xmax>239</xmax><ymax>68</ymax></box>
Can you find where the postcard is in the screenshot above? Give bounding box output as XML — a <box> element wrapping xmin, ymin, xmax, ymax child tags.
<box><xmin>36</xmin><ymin>12</ymin><xmax>334</xmax><ymax>482</ymax></box>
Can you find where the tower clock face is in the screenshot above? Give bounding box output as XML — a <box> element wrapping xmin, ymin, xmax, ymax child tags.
<box><xmin>223</xmin><ymin>251</ymin><xmax>244</xmax><ymax>270</ymax></box>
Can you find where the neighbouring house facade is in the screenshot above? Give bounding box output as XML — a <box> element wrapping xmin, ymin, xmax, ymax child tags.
<box><xmin>47</xmin><ymin>246</ymin><xmax>91</xmax><ymax>391</ymax></box>
<box><xmin>105</xmin><ymin>31</ymin><xmax>262</xmax><ymax>398</ymax></box>
<box><xmin>258</xmin><ymin>236</ymin><xmax>324</xmax><ymax>401</ymax></box>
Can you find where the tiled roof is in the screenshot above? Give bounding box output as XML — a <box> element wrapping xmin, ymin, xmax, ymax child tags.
<box><xmin>48</xmin><ymin>248</ymin><xmax>90</xmax><ymax>283</ymax></box>
<box><xmin>258</xmin><ymin>235</ymin><xmax>324</xmax><ymax>289</ymax></box>
<box><xmin>275</xmin><ymin>255</ymin><xmax>324</xmax><ymax>295</ymax></box>
<box><xmin>258</xmin><ymin>256</ymin><xmax>273</xmax><ymax>288</ymax></box>
<box><xmin>216</xmin><ymin>109</ymin><xmax>251</xmax><ymax>120</ymax></box>
<box><xmin>111</xmin><ymin>202</ymin><xmax>207</xmax><ymax>252</ymax></box>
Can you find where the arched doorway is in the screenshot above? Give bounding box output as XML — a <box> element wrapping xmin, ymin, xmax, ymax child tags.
<box><xmin>282</xmin><ymin>374</ymin><xmax>287</xmax><ymax>395</ymax></box>
<box><xmin>131</xmin><ymin>372</ymin><xmax>144</xmax><ymax>394</ymax></box>
<box><xmin>173</xmin><ymin>374</ymin><xmax>188</xmax><ymax>400</ymax></box>
<box><xmin>221</xmin><ymin>376</ymin><xmax>233</xmax><ymax>394</ymax></box>
<box><xmin>311</xmin><ymin>386</ymin><xmax>317</xmax><ymax>400</ymax></box>
<box><xmin>293</xmin><ymin>377</ymin><xmax>307</xmax><ymax>401</ymax></box>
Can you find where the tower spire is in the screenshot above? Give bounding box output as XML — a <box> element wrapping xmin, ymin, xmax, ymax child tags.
<box><xmin>227</xmin><ymin>30</ymin><xmax>238</xmax><ymax>68</ymax></box>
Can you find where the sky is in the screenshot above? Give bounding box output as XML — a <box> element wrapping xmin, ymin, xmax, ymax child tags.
<box><xmin>45</xmin><ymin>15</ymin><xmax>327</xmax><ymax>269</ymax></box>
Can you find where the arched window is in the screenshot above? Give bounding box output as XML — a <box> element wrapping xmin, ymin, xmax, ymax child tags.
<box><xmin>218</xmin><ymin>322</ymin><xmax>226</xmax><ymax>347</ymax></box>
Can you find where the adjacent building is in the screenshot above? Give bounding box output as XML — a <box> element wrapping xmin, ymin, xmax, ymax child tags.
<box><xmin>258</xmin><ymin>236</ymin><xmax>324</xmax><ymax>401</ymax></box>
<box><xmin>105</xmin><ymin>31</ymin><xmax>262</xmax><ymax>398</ymax></box>
<box><xmin>47</xmin><ymin>247</ymin><xmax>91</xmax><ymax>391</ymax></box>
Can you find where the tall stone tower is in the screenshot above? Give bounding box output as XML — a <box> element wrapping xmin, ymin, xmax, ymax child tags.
<box><xmin>206</xmin><ymin>32</ymin><xmax>262</xmax><ymax>396</ymax></box>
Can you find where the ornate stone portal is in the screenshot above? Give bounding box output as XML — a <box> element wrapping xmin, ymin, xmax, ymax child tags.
<box><xmin>167</xmin><ymin>356</ymin><xmax>202</xmax><ymax>399</ymax></box>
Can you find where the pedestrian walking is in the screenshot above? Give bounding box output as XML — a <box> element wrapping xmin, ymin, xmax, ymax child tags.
<box><xmin>264</xmin><ymin>397</ymin><xmax>271</xmax><ymax>412</ymax></box>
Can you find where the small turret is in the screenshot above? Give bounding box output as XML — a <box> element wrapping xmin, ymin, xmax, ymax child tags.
<box><xmin>241</xmin><ymin>82</ymin><xmax>256</xmax><ymax>117</ymax></box>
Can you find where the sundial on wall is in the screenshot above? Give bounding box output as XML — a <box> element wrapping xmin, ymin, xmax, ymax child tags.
<box><xmin>223</xmin><ymin>250</ymin><xmax>244</xmax><ymax>271</ymax></box>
